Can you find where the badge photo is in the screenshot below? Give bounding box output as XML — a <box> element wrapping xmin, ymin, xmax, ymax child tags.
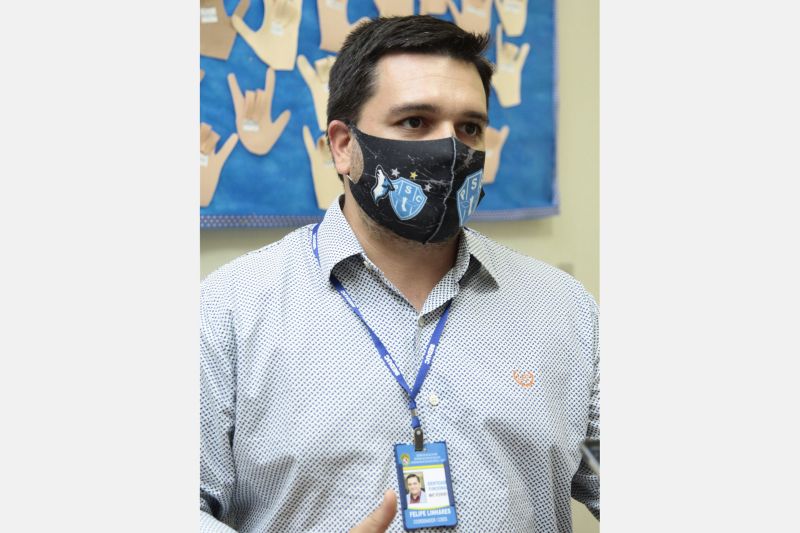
<box><xmin>394</xmin><ymin>442</ymin><xmax>458</xmax><ymax>529</ymax></box>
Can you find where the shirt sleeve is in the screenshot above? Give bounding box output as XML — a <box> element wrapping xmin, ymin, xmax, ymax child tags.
<box><xmin>200</xmin><ymin>510</ymin><xmax>238</xmax><ymax>533</ymax></box>
<box><xmin>200</xmin><ymin>272</ymin><xmax>239</xmax><ymax>531</ymax></box>
<box><xmin>570</xmin><ymin>292</ymin><xmax>600</xmax><ymax>519</ymax></box>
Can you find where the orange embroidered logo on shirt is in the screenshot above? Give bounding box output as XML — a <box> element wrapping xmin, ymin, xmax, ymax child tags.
<box><xmin>513</xmin><ymin>370</ymin><xmax>535</xmax><ymax>388</ymax></box>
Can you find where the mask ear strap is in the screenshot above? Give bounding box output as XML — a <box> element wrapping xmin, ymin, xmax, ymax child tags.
<box><xmin>342</xmin><ymin>120</ymin><xmax>357</xmax><ymax>182</ymax></box>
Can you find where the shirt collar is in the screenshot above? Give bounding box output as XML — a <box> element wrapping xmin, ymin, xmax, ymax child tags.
<box><xmin>315</xmin><ymin>196</ymin><xmax>364</xmax><ymax>281</ymax></box>
<box><xmin>462</xmin><ymin>227</ymin><xmax>500</xmax><ymax>284</ymax></box>
<box><xmin>315</xmin><ymin>196</ymin><xmax>500</xmax><ymax>286</ymax></box>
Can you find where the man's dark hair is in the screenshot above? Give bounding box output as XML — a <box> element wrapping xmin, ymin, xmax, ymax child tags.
<box><xmin>406</xmin><ymin>474</ymin><xmax>420</xmax><ymax>483</ymax></box>
<box><xmin>327</xmin><ymin>16</ymin><xmax>493</xmax><ymax>128</ymax></box>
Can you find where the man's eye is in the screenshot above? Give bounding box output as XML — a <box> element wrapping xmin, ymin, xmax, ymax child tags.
<box><xmin>461</xmin><ymin>123</ymin><xmax>483</xmax><ymax>136</ymax></box>
<box><xmin>401</xmin><ymin>117</ymin><xmax>423</xmax><ymax>129</ymax></box>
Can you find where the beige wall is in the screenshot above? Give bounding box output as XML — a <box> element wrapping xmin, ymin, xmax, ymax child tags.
<box><xmin>201</xmin><ymin>1</ymin><xmax>598</xmax><ymax>529</ymax></box>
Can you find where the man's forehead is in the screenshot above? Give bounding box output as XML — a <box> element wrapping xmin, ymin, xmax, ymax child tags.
<box><xmin>374</xmin><ymin>53</ymin><xmax>481</xmax><ymax>83</ymax></box>
<box><xmin>370</xmin><ymin>53</ymin><xmax>488</xmax><ymax>113</ymax></box>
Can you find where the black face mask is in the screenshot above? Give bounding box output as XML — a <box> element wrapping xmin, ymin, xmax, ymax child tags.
<box><xmin>347</xmin><ymin>126</ymin><xmax>486</xmax><ymax>243</ymax></box>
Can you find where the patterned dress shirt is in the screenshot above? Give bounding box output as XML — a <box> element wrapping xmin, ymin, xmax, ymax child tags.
<box><xmin>200</xmin><ymin>199</ymin><xmax>600</xmax><ymax>532</ymax></box>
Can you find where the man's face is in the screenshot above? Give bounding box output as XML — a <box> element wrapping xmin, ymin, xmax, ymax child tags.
<box><xmin>356</xmin><ymin>53</ymin><xmax>488</xmax><ymax>151</ymax></box>
<box><xmin>407</xmin><ymin>476</ymin><xmax>421</xmax><ymax>496</ymax></box>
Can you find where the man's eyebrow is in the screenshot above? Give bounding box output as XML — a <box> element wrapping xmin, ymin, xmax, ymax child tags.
<box><xmin>462</xmin><ymin>111</ymin><xmax>489</xmax><ymax>125</ymax></box>
<box><xmin>387</xmin><ymin>103</ymin><xmax>489</xmax><ymax>125</ymax></box>
<box><xmin>388</xmin><ymin>103</ymin><xmax>442</xmax><ymax>116</ymax></box>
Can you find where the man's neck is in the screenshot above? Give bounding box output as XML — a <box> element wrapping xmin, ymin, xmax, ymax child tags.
<box><xmin>341</xmin><ymin>195</ymin><xmax>458</xmax><ymax>312</ymax></box>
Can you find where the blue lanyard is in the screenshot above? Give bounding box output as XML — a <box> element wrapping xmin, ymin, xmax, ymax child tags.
<box><xmin>311</xmin><ymin>223</ymin><xmax>452</xmax><ymax>450</ymax></box>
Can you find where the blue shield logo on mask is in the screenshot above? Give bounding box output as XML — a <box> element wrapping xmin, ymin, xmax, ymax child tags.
<box><xmin>389</xmin><ymin>178</ymin><xmax>427</xmax><ymax>220</ymax></box>
<box><xmin>456</xmin><ymin>170</ymin><xmax>483</xmax><ymax>225</ymax></box>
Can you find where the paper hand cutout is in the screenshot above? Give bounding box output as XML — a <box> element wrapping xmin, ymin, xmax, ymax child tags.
<box><xmin>303</xmin><ymin>126</ymin><xmax>342</xmax><ymax>209</ymax></box>
<box><xmin>298</xmin><ymin>55</ymin><xmax>336</xmax><ymax>132</ymax></box>
<box><xmin>232</xmin><ymin>0</ymin><xmax>302</xmax><ymax>70</ymax></box>
<box><xmin>228</xmin><ymin>69</ymin><xmax>291</xmax><ymax>155</ymax></box>
<box><xmin>445</xmin><ymin>0</ymin><xmax>492</xmax><ymax>34</ymax></box>
<box><xmin>317</xmin><ymin>0</ymin><xmax>370</xmax><ymax>53</ymax></box>
<box><xmin>200</xmin><ymin>0</ymin><xmax>250</xmax><ymax>60</ymax></box>
<box><xmin>494</xmin><ymin>0</ymin><xmax>527</xmax><ymax>37</ymax></box>
<box><xmin>490</xmin><ymin>24</ymin><xmax>530</xmax><ymax>108</ymax></box>
<box><xmin>482</xmin><ymin>125</ymin><xmax>509</xmax><ymax>184</ymax></box>
<box><xmin>200</xmin><ymin>123</ymin><xmax>238</xmax><ymax>207</ymax></box>
<box><xmin>420</xmin><ymin>0</ymin><xmax>447</xmax><ymax>14</ymax></box>
<box><xmin>374</xmin><ymin>0</ymin><xmax>414</xmax><ymax>17</ymax></box>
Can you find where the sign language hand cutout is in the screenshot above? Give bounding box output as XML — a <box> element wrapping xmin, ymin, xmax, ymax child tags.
<box><xmin>228</xmin><ymin>69</ymin><xmax>291</xmax><ymax>155</ymax></box>
<box><xmin>303</xmin><ymin>126</ymin><xmax>342</xmax><ymax>209</ymax></box>
<box><xmin>200</xmin><ymin>0</ymin><xmax>250</xmax><ymax>60</ymax></box>
<box><xmin>200</xmin><ymin>123</ymin><xmax>238</xmax><ymax>207</ymax></box>
<box><xmin>374</xmin><ymin>0</ymin><xmax>414</xmax><ymax>17</ymax></box>
<box><xmin>232</xmin><ymin>0</ymin><xmax>302</xmax><ymax>70</ymax></box>
<box><xmin>490</xmin><ymin>24</ymin><xmax>531</xmax><ymax>108</ymax></box>
<box><xmin>317</xmin><ymin>0</ymin><xmax>370</xmax><ymax>53</ymax></box>
<box><xmin>420</xmin><ymin>0</ymin><xmax>447</xmax><ymax>14</ymax></box>
<box><xmin>445</xmin><ymin>0</ymin><xmax>492</xmax><ymax>34</ymax></box>
<box><xmin>494</xmin><ymin>0</ymin><xmax>527</xmax><ymax>37</ymax></box>
<box><xmin>482</xmin><ymin>125</ymin><xmax>509</xmax><ymax>184</ymax></box>
<box><xmin>297</xmin><ymin>55</ymin><xmax>336</xmax><ymax>132</ymax></box>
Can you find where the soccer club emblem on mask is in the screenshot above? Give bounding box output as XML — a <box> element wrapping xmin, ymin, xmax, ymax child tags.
<box><xmin>348</xmin><ymin>126</ymin><xmax>486</xmax><ymax>243</ymax></box>
<box><xmin>456</xmin><ymin>170</ymin><xmax>483</xmax><ymax>225</ymax></box>
<box><xmin>372</xmin><ymin>165</ymin><xmax>428</xmax><ymax>220</ymax></box>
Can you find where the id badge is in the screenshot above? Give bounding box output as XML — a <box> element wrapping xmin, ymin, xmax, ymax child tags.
<box><xmin>394</xmin><ymin>441</ymin><xmax>458</xmax><ymax>530</ymax></box>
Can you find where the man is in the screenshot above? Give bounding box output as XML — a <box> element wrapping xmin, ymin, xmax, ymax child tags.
<box><xmin>405</xmin><ymin>474</ymin><xmax>427</xmax><ymax>507</ymax></box>
<box><xmin>201</xmin><ymin>15</ymin><xmax>599</xmax><ymax>533</ymax></box>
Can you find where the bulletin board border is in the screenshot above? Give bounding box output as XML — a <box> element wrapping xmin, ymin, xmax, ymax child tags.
<box><xmin>200</xmin><ymin>205</ymin><xmax>559</xmax><ymax>229</ymax></box>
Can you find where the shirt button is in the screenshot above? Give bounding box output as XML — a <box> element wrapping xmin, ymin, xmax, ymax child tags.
<box><xmin>417</xmin><ymin>317</ymin><xmax>425</xmax><ymax>326</ymax></box>
<box><xmin>428</xmin><ymin>392</ymin><xmax>440</xmax><ymax>406</ymax></box>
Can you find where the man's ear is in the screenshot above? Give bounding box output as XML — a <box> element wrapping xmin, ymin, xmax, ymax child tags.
<box><xmin>327</xmin><ymin>120</ymin><xmax>352</xmax><ymax>176</ymax></box>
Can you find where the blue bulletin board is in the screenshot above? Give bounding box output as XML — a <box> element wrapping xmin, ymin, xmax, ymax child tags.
<box><xmin>200</xmin><ymin>0</ymin><xmax>556</xmax><ymax>228</ymax></box>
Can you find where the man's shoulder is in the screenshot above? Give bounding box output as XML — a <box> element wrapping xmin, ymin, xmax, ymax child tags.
<box><xmin>464</xmin><ymin>228</ymin><xmax>597</xmax><ymax>309</ymax></box>
<box><xmin>465</xmin><ymin>228</ymin><xmax>581</xmax><ymax>282</ymax></box>
<box><xmin>201</xmin><ymin>224</ymin><xmax>313</xmax><ymax>297</ymax></box>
